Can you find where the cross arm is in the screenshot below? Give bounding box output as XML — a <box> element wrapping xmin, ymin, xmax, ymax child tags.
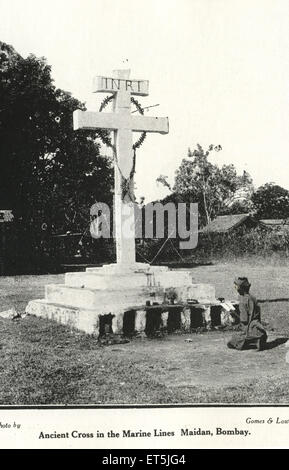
<box><xmin>74</xmin><ymin>110</ymin><xmax>169</xmax><ymax>134</ymax></box>
<box><xmin>73</xmin><ymin>110</ymin><xmax>119</xmax><ymax>131</ymax></box>
<box><xmin>131</xmin><ymin>115</ymin><xmax>169</xmax><ymax>134</ymax></box>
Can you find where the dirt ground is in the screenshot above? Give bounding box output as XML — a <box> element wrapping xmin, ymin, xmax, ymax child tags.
<box><xmin>0</xmin><ymin>262</ymin><xmax>289</xmax><ymax>404</ymax></box>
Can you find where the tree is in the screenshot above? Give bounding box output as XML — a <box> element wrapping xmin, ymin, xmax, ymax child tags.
<box><xmin>219</xmin><ymin>171</ymin><xmax>254</xmax><ymax>215</ymax></box>
<box><xmin>161</xmin><ymin>144</ymin><xmax>252</xmax><ymax>225</ymax></box>
<box><xmin>0</xmin><ymin>41</ymin><xmax>113</xmax><ymax>270</ymax></box>
<box><xmin>252</xmin><ymin>183</ymin><xmax>289</xmax><ymax>219</ymax></box>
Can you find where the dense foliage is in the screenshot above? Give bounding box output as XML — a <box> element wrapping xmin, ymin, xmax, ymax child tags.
<box><xmin>0</xmin><ymin>41</ymin><xmax>113</xmax><ymax>271</ymax></box>
<box><xmin>157</xmin><ymin>144</ymin><xmax>254</xmax><ymax>226</ymax></box>
<box><xmin>251</xmin><ymin>183</ymin><xmax>289</xmax><ymax>220</ymax></box>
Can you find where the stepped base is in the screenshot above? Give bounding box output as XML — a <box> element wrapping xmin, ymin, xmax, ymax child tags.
<box><xmin>25</xmin><ymin>263</ymin><xmax>234</xmax><ymax>337</ymax></box>
<box><xmin>26</xmin><ymin>299</ymin><xmax>100</xmax><ymax>335</ymax></box>
<box><xmin>26</xmin><ymin>299</ymin><xmax>235</xmax><ymax>337</ymax></box>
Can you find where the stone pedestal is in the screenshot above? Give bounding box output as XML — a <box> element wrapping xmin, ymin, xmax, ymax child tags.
<box><xmin>26</xmin><ymin>263</ymin><xmax>218</xmax><ymax>337</ymax></box>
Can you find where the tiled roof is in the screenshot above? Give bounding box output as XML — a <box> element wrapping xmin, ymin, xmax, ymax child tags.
<box><xmin>200</xmin><ymin>214</ymin><xmax>251</xmax><ymax>233</ymax></box>
<box><xmin>259</xmin><ymin>219</ymin><xmax>289</xmax><ymax>226</ymax></box>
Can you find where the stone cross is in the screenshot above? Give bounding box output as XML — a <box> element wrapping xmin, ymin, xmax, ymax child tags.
<box><xmin>73</xmin><ymin>70</ymin><xmax>169</xmax><ymax>267</ymax></box>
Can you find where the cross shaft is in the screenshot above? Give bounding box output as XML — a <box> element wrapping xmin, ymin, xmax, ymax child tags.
<box><xmin>73</xmin><ymin>70</ymin><xmax>169</xmax><ymax>268</ymax></box>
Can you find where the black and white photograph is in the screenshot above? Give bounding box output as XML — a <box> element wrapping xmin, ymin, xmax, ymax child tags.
<box><xmin>0</xmin><ymin>0</ymin><xmax>289</xmax><ymax>449</ymax></box>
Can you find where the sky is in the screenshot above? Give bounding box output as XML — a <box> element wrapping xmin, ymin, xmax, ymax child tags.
<box><xmin>1</xmin><ymin>0</ymin><xmax>289</xmax><ymax>202</ymax></box>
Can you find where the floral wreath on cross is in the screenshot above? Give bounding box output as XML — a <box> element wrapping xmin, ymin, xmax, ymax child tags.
<box><xmin>96</xmin><ymin>95</ymin><xmax>147</xmax><ymax>201</ymax></box>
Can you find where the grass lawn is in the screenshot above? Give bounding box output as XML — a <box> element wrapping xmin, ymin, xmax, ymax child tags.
<box><xmin>1</xmin><ymin>262</ymin><xmax>289</xmax><ymax>405</ymax></box>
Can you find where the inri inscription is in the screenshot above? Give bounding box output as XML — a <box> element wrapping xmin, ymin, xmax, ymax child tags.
<box><xmin>93</xmin><ymin>75</ymin><xmax>149</xmax><ymax>96</ymax></box>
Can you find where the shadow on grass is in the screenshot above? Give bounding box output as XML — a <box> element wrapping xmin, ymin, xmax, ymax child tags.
<box><xmin>241</xmin><ymin>336</ymin><xmax>288</xmax><ymax>351</ymax></box>
<box><xmin>265</xmin><ymin>337</ymin><xmax>288</xmax><ymax>350</ymax></box>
